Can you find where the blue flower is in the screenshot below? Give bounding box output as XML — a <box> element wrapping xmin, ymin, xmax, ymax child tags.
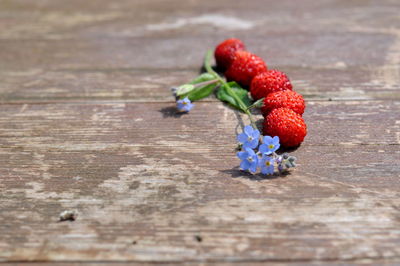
<box><xmin>237</xmin><ymin>125</ymin><xmax>260</xmax><ymax>149</ymax></box>
<box><xmin>177</xmin><ymin>97</ymin><xmax>194</xmax><ymax>112</ymax></box>
<box><xmin>237</xmin><ymin>147</ymin><xmax>258</xmax><ymax>173</ymax></box>
<box><xmin>259</xmin><ymin>136</ymin><xmax>280</xmax><ymax>155</ymax></box>
<box><xmin>259</xmin><ymin>155</ymin><xmax>275</xmax><ymax>175</ymax></box>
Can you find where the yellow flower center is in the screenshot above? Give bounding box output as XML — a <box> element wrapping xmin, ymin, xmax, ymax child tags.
<box><xmin>269</xmin><ymin>144</ymin><xmax>274</xmax><ymax>149</ymax></box>
<box><xmin>265</xmin><ymin>161</ymin><xmax>271</xmax><ymax>166</ymax></box>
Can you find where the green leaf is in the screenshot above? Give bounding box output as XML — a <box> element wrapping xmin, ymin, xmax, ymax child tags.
<box><xmin>185</xmin><ymin>83</ymin><xmax>217</xmax><ymax>101</ymax></box>
<box><xmin>188</xmin><ymin>73</ymin><xmax>215</xmax><ymax>85</ymax></box>
<box><xmin>216</xmin><ymin>82</ymin><xmax>252</xmax><ymax>112</ymax></box>
<box><xmin>175</xmin><ymin>84</ymin><xmax>195</xmax><ymax>96</ymax></box>
<box><xmin>176</xmin><ymin>73</ymin><xmax>216</xmax><ymax>99</ymax></box>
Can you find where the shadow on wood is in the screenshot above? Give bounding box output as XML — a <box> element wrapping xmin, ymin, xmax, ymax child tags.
<box><xmin>221</xmin><ymin>166</ymin><xmax>291</xmax><ymax>180</ymax></box>
<box><xmin>159</xmin><ymin>106</ymin><xmax>189</xmax><ymax>118</ymax></box>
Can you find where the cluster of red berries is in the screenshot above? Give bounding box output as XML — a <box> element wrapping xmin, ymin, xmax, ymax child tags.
<box><xmin>214</xmin><ymin>38</ymin><xmax>307</xmax><ymax>147</ymax></box>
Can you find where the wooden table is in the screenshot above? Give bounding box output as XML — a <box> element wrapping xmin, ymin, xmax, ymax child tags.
<box><xmin>1</xmin><ymin>0</ymin><xmax>399</xmax><ymax>265</ymax></box>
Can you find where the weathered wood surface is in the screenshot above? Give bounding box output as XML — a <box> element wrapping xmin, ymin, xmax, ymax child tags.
<box><xmin>1</xmin><ymin>67</ymin><xmax>398</xmax><ymax>103</ymax></box>
<box><xmin>0</xmin><ymin>0</ymin><xmax>400</xmax><ymax>264</ymax></box>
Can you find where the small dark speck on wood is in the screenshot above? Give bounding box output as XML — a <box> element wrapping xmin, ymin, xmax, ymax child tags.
<box><xmin>195</xmin><ymin>235</ymin><xmax>202</xmax><ymax>242</ymax></box>
<box><xmin>59</xmin><ymin>210</ymin><xmax>78</xmax><ymax>222</ymax></box>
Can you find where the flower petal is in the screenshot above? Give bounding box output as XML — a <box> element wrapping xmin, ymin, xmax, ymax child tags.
<box><xmin>186</xmin><ymin>103</ymin><xmax>194</xmax><ymax>112</ymax></box>
<box><xmin>249</xmin><ymin>161</ymin><xmax>258</xmax><ymax>173</ymax></box>
<box><xmin>262</xmin><ymin>155</ymin><xmax>274</xmax><ymax>165</ymax></box>
<box><xmin>249</xmin><ymin>138</ymin><xmax>259</xmax><ymax>149</ymax></box>
<box><xmin>263</xmin><ymin>135</ymin><xmax>273</xmax><ymax>144</ymax></box>
<box><xmin>240</xmin><ymin>160</ymin><xmax>250</xmax><ymax>170</ymax></box>
<box><xmin>237</xmin><ymin>151</ymin><xmax>248</xmax><ymax>160</ymax></box>
<box><xmin>252</xmin><ymin>129</ymin><xmax>260</xmax><ymax>139</ymax></box>
<box><xmin>260</xmin><ymin>166</ymin><xmax>269</xmax><ymax>175</ymax></box>
<box><xmin>261</xmin><ymin>165</ymin><xmax>274</xmax><ymax>175</ymax></box>
<box><xmin>267</xmin><ymin>165</ymin><xmax>274</xmax><ymax>174</ymax></box>
<box><xmin>273</xmin><ymin>143</ymin><xmax>280</xmax><ymax>152</ymax></box>
<box><xmin>244</xmin><ymin>125</ymin><xmax>253</xmax><ymax>136</ymax></box>
<box><xmin>272</xmin><ymin>136</ymin><xmax>280</xmax><ymax>145</ymax></box>
<box><xmin>245</xmin><ymin>147</ymin><xmax>255</xmax><ymax>156</ymax></box>
<box><xmin>259</xmin><ymin>144</ymin><xmax>268</xmax><ymax>154</ymax></box>
<box><xmin>259</xmin><ymin>144</ymin><xmax>272</xmax><ymax>155</ymax></box>
<box><xmin>237</xmin><ymin>133</ymin><xmax>248</xmax><ymax>143</ymax></box>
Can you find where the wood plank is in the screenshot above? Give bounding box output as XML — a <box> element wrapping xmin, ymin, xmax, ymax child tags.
<box><xmin>0</xmin><ymin>66</ymin><xmax>398</xmax><ymax>103</ymax></box>
<box><xmin>0</xmin><ymin>0</ymin><xmax>399</xmax><ymax>102</ymax></box>
<box><xmin>0</xmin><ymin>0</ymin><xmax>398</xmax><ymax>72</ymax></box>
<box><xmin>1</xmin><ymin>0</ymin><xmax>399</xmax><ymax>40</ymax></box>
<box><xmin>0</xmin><ymin>69</ymin><xmax>195</xmax><ymax>103</ymax></box>
<box><xmin>4</xmin><ymin>261</ymin><xmax>400</xmax><ymax>266</ymax></box>
<box><xmin>0</xmin><ymin>0</ymin><xmax>399</xmax><ymax>264</ymax></box>
<box><xmin>0</xmin><ymin>33</ymin><xmax>394</xmax><ymax>71</ymax></box>
<box><xmin>0</xmin><ymin>101</ymin><xmax>398</xmax><ymax>146</ymax></box>
<box><xmin>0</xmin><ymin>101</ymin><xmax>399</xmax><ymax>262</ymax></box>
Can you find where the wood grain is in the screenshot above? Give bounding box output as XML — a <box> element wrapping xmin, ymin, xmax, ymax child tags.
<box><xmin>0</xmin><ymin>0</ymin><xmax>399</xmax><ymax>264</ymax></box>
<box><xmin>0</xmin><ymin>101</ymin><xmax>398</xmax><ymax>146</ymax></box>
<box><xmin>0</xmin><ymin>66</ymin><xmax>398</xmax><ymax>103</ymax></box>
<box><xmin>0</xmin><ymin>34</ymin><xmax>394</xmax><ymax>71</ymax></box>
<box><xmin>0</xmin><ymin>101</ymin><xmax>399</xmax><ymax>263</ymax></box>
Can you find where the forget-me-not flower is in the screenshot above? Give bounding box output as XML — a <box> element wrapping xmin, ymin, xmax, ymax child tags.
<box><xmin>237</xmin><ymin>147</ymin><xmax>259</xmax><ymax>173</ymax></box>
<box><xmin>259</xmin><ymin>136</ymin><xmax>280</xmax><ymax>155</ymax></box>
<box><xmin>259</xmin><ymin>155</ymin><xmax>275</xmax><ymax>175</ymax></box>
<box><xmin>237</xmin><ymin>125</ymin><xmax>260</xmax><ymax>149</ymax></box>
<box><xmin>176</xmin><ymin>97</ymin><xmax>194</xmax><ymax>112</ymax></box>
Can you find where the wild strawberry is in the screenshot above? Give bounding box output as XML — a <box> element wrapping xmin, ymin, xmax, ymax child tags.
<box><xmin>214</xmin><ymin>38</ymin><xmax>246</xmax><ymax>71</ymax></box>
<box><xmin>263</xmin><ymin>108</ymin><xmax>307</xmax><ymax>147</ymax></box>
<box><xmin>250</xmin><ymin>70</ymin><xmax>292</xmax><ymax>100</ymax></box>
<box><xmin>225</xmin><ymin>51</ymin><xmax>267</xmax><ymax>87</ymax></box>
<box><xmin>262</xmin><ymin>90</ymin><xmax>305</xmax><ymax>116</ymax></box>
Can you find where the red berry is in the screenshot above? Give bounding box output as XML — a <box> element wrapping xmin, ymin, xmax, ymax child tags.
<box><xmin>250</xmin><ymin>70</ymin><xmax>292</xmax><ymax>100</ymax></box>
<box><xmin>262</xmin><ymin>90</ymin><xmax>305</xmax><ymax>116</ymax></box>
<box><xmin>263</xmin><ymin>108</ymin><xmax>307</xmax><ymax>147</ymax></box>
<box><xmin>214</xmin><ymin>38</ymin><xmax>246</xmax><ymax>71</ymax></box>
<box><xmin>225</xmin><ymin>51</ymin><xmax>267</xmax><ymax>87</ymax></box>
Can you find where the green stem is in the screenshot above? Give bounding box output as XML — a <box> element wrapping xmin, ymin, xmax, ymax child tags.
<box><xmin>204</xmin><ymin>50</ymin><xmax>256</xmax><ymax>128</ymax></box>
<box><xmin>193</xmin><ymin>78</ymin><xmax>219</xmax><ymax>88</ymax></box>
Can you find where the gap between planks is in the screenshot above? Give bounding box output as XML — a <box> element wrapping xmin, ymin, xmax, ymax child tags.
<box><xmin>3</xmin><ymin>255</ymin><xmax>400</xmax><ymax>264</ymax></box>
<box><xmin>1</xmin><ymin>98</ymin><xmax>397</xmax><ymax>105</ymax></box>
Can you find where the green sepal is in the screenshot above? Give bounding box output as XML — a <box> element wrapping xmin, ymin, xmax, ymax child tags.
<box><xmin>283</xmin><ymin>156</ymin><xmax>297</xmax><ymax>168</ymax></box>
<box><xmin>246</xmin><ymin>97</ymin><xmax>265</xmax><ymax>110</ymax></box>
